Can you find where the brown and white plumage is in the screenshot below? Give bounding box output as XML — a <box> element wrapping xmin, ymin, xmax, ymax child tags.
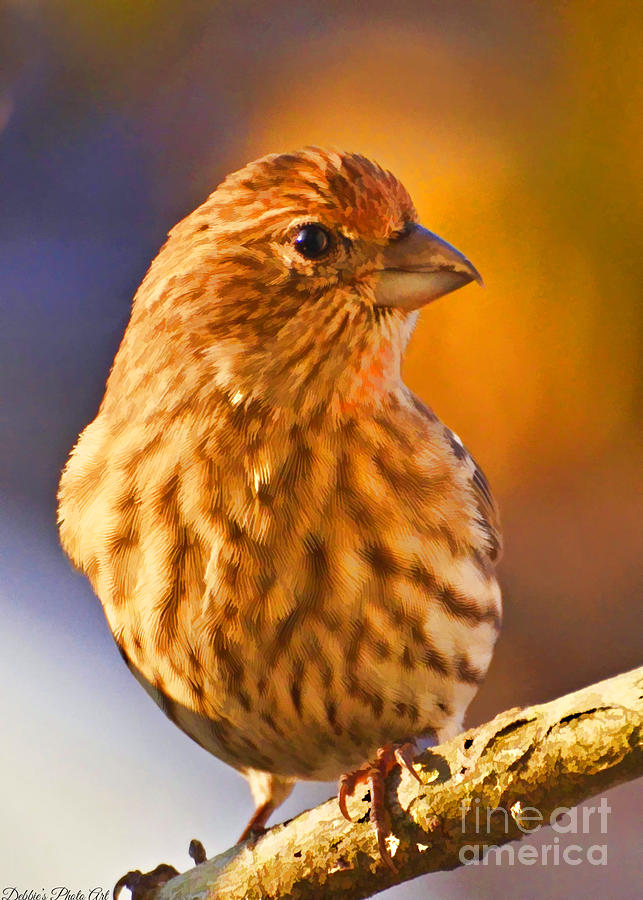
<box><xmin>58</xmin><ymin>148</ymin><xmax>501</xmax><ymax>854</ymax></box>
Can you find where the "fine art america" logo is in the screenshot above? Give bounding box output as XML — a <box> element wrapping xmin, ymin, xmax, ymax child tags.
<box><xmin>459</xmin><ymin>797</ymin><xmax>611</xmax><ymax>866</ymax></box>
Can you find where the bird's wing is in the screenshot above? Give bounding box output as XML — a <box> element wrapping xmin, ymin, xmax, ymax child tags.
<box><xmin>442</xmin><ymin>422</ymin><xmax>502</xmax><ymax>563</ymax></box>
<box><xmin>468</xmin><ymin>455</ymin><xmax>502</xmax><ymax>563</ymax></box>
<box><xmin>411</xmin><ymin>393</ymin><xmax>502</xmax><ymax>564</ymax></box>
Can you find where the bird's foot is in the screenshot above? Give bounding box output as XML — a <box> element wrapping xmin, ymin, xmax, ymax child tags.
<box><xmin>113</xmin><ymin>840</ymin><xmax>206</xmax><ymax>900</ymax></box>
<box><xmin>338</xmin><ymin>742</ymin><xmax>423</xmax><ymax>871</ymax></box>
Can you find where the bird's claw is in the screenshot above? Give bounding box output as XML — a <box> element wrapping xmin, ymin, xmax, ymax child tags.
<box><xmin>393</xmin><ymin>742</ymin><xmax>424</xmax><ymax>784</ymax></box>
<box><xmin>338</xmin><ymin>741</ymin><xmax>422</xmax><ymax>871</ymax></box>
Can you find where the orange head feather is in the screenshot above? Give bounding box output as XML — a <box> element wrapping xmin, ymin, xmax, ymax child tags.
<box><xmin>102</xmin><ymin>149</ymin><xmax>450</xmax><ymax>420</ymax></box>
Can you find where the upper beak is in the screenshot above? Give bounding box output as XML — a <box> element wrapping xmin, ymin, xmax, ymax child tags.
<box><xmin>373</xmin><ymin>223</ymin><xmax>483</xmax><ymax>310</ymax></box>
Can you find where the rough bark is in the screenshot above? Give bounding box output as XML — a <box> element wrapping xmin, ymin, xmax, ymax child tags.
<box><xmin>153</xmin><ymin>666</ymin><xmax>642</xmax><ymax>900</ymax></box>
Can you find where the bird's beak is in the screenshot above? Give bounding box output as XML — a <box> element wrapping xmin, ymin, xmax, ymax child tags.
<box><xmin>373</xmin><ymin>223</ymin><xmax>483</xmax><ymax>311</ymax></box>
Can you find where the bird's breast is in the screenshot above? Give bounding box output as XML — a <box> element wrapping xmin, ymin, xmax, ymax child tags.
<box><xmin>61</xmin><ymin>399</ymin><xmax>501</xmax><ymax>779</ymax></box>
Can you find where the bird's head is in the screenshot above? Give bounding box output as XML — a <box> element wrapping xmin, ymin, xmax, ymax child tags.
<box><xmin>110</xmin><ymin>148</ymin><xmax>481</xmax><ymax>419</ymax></box>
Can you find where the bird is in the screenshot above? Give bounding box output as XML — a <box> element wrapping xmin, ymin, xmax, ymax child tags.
<box><xmin>57</xmin><ymin>147</ymin><xmax>502</xmax><ymax>870</ymax></box>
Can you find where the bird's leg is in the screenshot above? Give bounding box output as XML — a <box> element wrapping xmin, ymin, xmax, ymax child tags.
<box><xmin>237</xmin><ymin>799</ymin><xmax>274</xmax><ymax>842</ymax></box>
<box><xmin>239</xmin><ymin>768</ymin><xmax>295</xmax><ymax>843</ymax></box>
<box><xmin>338</xmin><ymin>741</ymin><xmax>423</xmax><ymax>871</ymax></box>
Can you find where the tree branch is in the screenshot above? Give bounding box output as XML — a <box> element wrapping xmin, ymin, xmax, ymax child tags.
<box><xmin>154</xmin><ymin>667</ymin><xmax>642</xmax><ymax>900</ymax></box>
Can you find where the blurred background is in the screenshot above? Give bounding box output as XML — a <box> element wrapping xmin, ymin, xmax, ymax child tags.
<box><xmin>1</xmin><ymin>0</ymin><xmax>641</xmax><ymax>896</ymax></box>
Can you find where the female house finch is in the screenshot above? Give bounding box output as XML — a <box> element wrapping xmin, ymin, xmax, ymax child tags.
<box><xmin>58</xmin><ymin>148</ymin><xmax>501</xmax><ymax>868</ymax></box>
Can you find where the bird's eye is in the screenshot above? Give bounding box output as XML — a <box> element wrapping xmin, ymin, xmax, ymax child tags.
<box><xmin>293</xmin><ymin>224</ymin><xmax>331</xmax><ymax>260</ymax></box>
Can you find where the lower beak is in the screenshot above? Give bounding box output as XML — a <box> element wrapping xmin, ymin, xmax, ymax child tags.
<box><xmin>373</xmin><ymin>223</ymin><xmax>482</xmax><ymax>311</ymax></box>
